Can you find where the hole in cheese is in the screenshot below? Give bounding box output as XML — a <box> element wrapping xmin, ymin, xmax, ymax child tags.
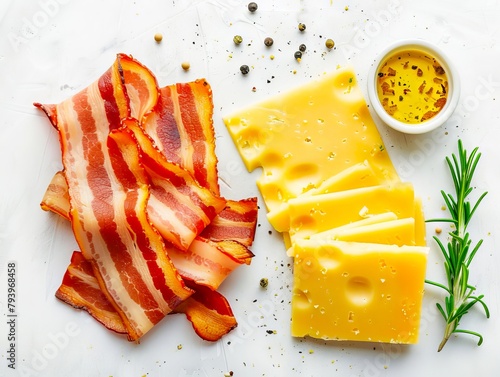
<box><xmin>293</xmin><ymin>289</ymin><xmax>311</xmax><ymax>309</ymax></box>
<box><xmin>315</xmin><ymin>246</ymin><xmax>341</xmax><ymax>270</ymax></box>
<box><xmin>284</xmin><ymin>163</ymin><xmax>320</xmax><ymax>195</ymax></box>
<box><xmin>346</xmin><ymin>276</ymin><xmax>374</xmax><ymax>306</ymax></box>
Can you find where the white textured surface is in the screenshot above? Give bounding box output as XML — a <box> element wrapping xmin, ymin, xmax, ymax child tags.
<box><xmin>1</xmin><ymin>1</ymin><xmax>500</xmax><ymax>376</ymax></box>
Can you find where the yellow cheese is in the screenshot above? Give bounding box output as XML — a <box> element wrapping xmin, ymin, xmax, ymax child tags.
<box><xmin>223</xmin><ymin>68</ymin><xmax>399</xmax><ymax>230</ymax></box>
<box><xmin>313</xmin><ymin>212</ymin><xmax>399</xmax><ymax>233</ymax></box>
<box><xmin>413</xmin><ymin>197</ymin><xmax>426</xmax><ymax>246</ymax></box>
<box><xmin>287</xmin><ymin>183</ymin><xmax>416</xmax><ymax>242</ymax></box>
<box><xmin>311</xmin><ymin>218</ymin><xmax>416</xmax><ymax>246</ymax></box>
<box><xmin>267</xmin><ymin>161</ymin><xmax>386</xmax><ymax>232</ymax></box>
<box><xmin>291</xmin><ymin>239</ymin><xmax>428</xmax><ymax>343</ymax></box>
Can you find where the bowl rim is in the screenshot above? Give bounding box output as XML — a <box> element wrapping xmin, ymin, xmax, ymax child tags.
<box><xmin>367</xmin><ymin>39</ymin><xmax>460</xmax><ymax>134</ymax></box>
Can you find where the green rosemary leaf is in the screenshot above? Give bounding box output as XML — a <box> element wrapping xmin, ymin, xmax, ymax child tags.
<box><xmin>425</xmin><ymin>140</ymin><xmax>490</xmax><ymax>352</ymax></box>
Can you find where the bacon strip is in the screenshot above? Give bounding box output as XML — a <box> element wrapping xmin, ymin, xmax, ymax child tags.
<box><xmin>37</xmin><ymin>55</ymin><xmax>258</xmax><ymax>342</ymax></box>
<box><xmin>168</xmin><ymin>237</ymin><xmax>254</xmax><ymax>290</ymax></box>
<box><xmin>35</xmin><ymin>57</ymin><xmax>194</xmax><ymax>341</ymax></box>
<box><xmin>143</xmin><ymin>80</ymin><xmax>219</xmax><ymax>195</ymax></box>
<box><xmin>126</xmin><ymin>120</ymin><xmax>226</xmax><ymax>250</ymax></box>
<box><xmin>118</xmin><ymin>54</ymin><xmax>159</xmax><ymax>122</ymax></box>
<box><xmin>56</xmin><ymin>251</ymin><xmax>127</xmax><ymax>334</ymax></box>
<box><xmin>41</xmin><ymin>171</ymin><xmax>70</xmax><ymax>221</ymax></box>
<box><xmin>41</xmin><ymin>177</ymin><xmax>257</xmax><ymax>253</ymax></box>
<box><xmin>201</xmin><ymin>198</ymin><xmax>258</xmax><ymax>247</ymax></box>
<box><xmin>56</xmin><ymin>252</ymin><xmax>237</xmax><ymax>341</ymax></box>
<box><xmin>172</xmin><ymin>281</ymin><xmax>237</xmax><ymax>341</ymax></box>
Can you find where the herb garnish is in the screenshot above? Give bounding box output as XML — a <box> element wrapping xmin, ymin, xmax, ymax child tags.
<box><xmin>426</xmin><ymin>140</ymin><xmax>490</xmax><ymax>352</ymax></box>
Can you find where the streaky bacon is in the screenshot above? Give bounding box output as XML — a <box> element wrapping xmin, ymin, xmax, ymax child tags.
<box><xmin>40</xmin><ymin>155</ymin><xmax>227</xmax><ymax>253</ymax></box>
<box><xmin>143</xmin><ymin>80</ymin><xmax>219</xmax><ymax>196</ymax></box>
<box><xmin>118</xmin><ymin>54</ymin><xmax>159</xmax><ymax>122</ymax></box>
<box><xmin>201</xmin><ymin>198</ymin><xmax>258</xmax><ymax>247</ymax></box>
<box><xmin>41</xmin><ymin>171</ymin><xmax>70</xmax><ymax>221</ymax></box>
<box><xmin>37</xmin><ymin>54</ymin><xmax>258</xmax><ymax>342</ymax></box>
<box><xmin>167</xmin><ymin>237</ymin><xmax>254</xmax><ymax>290</ymax></box>
<box><xmin>41</xmin><ymin>177</ymin><xmax>258</xmax><ymax>254</ymax></box>
<box><xmin>56</xmin><ymin>253</ymin><xmax>237</xmax><ymax>342</ymax></box>
<box><xmin>56</xmin><ymin>251</ymin><xmax>127</xmax><ymax>334</ymax></box>
<box><xmin>126</xmin><ymin>120</ymin><xmax>226</xmax><ymax>250</ymax></box>
<box><xmin>172</xmin><ymin>281</ymin><xmax>237</xmax><ymax>341</ymax></box>
<box><xmin>35</xmin><ymin>56</ymin><xmax>194</xmax><ymax>341</ymax></box>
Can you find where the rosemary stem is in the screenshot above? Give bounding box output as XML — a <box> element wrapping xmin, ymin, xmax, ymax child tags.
<box><xmin>438</xmin><ymin>320</ymin><xmax>456</xmax><ymax>352</ymax></box>
<box><xmin>427</xmin><ymin>140</ymin><xmax>489</xmax><ymax>351</ymax></box>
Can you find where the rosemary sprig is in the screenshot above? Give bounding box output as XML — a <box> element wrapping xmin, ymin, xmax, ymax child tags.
<box><xmin>425</xmin><ymin>139</ymin><xmax>490</xmax><ymax>352</ymax></box>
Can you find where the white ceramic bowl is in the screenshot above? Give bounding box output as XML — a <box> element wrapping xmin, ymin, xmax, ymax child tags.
<box><xmin>367</xmin><ymin>39</ymin><xmax>460</xmax><ymax>134</ymax></box>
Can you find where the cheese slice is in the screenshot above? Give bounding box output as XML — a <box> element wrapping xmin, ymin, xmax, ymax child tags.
<box><xmin>287</xmin><ymin>183</ymin><xmax>416</xmax><ymax>243</ymax></box>
<box><xmin>413</xmin><ymin>197</ymin><xmax>426</xmax><ymax>247</ymax></box>
<box><xmin>290</xmin><ymin>239</ymin><xmax>428</xmax><ymax>344</ymax></box>
<box><xmin>313</xmin><ymin>212</ymin><xmax>399</xmax><ymax>233</ymax></box>
<box><xmin>311</xmin><ymin>218</ymin><xmax>416</xmax><ymax>246</ymax></box>
<box><xmin>223</xmin><ymin>68</ymin><xmax>399</xmax><ymax>230</ymax></box>
<box><xmin>267</xmin><ymin>161</ymin><xmax>386</xmax><ymax>232</ymax></box>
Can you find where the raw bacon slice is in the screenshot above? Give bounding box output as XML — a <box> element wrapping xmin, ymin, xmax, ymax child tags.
<box><xmin>41</xmin><ymin>171</ymin><xmax>70</xmax><ymax>221</ymax></box>
<box><xmin>37</xmin><ymin>54</ymin><xmax>258</xmax><ymax>342</ymax></box>
<box><xmin>56</xmin><ymin>251</ymin><xmax>127</xmax><ymax>334</ymax></box>
<box><xmin>35</xmin><ymin>58</ymin><xmax>194</xmax><ymax>340</ymax></box>
<box><xmin>200</xmin><ymin>198</ymin><xmax>258</xmax><ymax>247</ymax></box>
<box><xmin>118</xmin><ymin>53</ymin><xmax>159</xmax><ymax>122</ymax></box>
<box><xmin>42</xmin><ymin>183</ymin><xmax>255</xmax><ymax>291</ymax></box>
<box><xmin>143</xmin><ymin>80</ymin><xmax>219</xmax><ymax>196</ymax></box>
<box><xmin>167</xmin><ymin>237</ymin><xmax>254</xmax><ymax>290</ymax></box>
<box><xmin>41</xmin><ymin>176</ymin><xmax>257</xmax><ymax>252</ymax></box>
<box><xmin>56</xmin><ymin>252</ymin><xmax>237</xmax><ymax>342</ymax></box>
<box><xmin>173</xmin><ymin>281</ymin><xmax>237</xmax><ymax>341</ymax></box>
<box><xmin>125</xmin><ymin>120</ymin><xmax>227</xmax><ymax>250</ymax></box>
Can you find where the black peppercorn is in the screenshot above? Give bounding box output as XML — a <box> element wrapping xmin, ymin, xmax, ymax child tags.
<box><xmin>240</xmin><ymin>64</ymin><xmax>250</xmax><ymax>74</ymax></box>
<box><xmin>248</xmin><ymin>2</ymin><xmax>258</xmax><ymax>12</ymax></box>
<box><xmin>264</xmin><ymin>37</ymin><xmax>274</xmax><ymax>47</ymax></box>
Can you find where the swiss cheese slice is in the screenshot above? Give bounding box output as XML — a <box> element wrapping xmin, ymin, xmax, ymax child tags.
<box><xmin>311</xmin><ymin>218</ymin><xmax>416</xmax><ymax>246</ymax></box>
<box><xmin>267</xmin><ymin>161</ymin><xmax>386</xmax><ymax>232</ymax></box>
<box><xmin>287</xmin><ymin>183</ymin><xmax>416</xmax><ymax>243</ymax></box>
<box><xmin>223</xmin><ymin>68</ymin><xmax>399</xmax><ymax>231</ymax></box>
<box><xmin>291</xmin><ymin>239</ymin><xmax>428</xmax><ymax>344</ymax></box>
<box><xmin>224</xmin><ymin>67</ymin><xmax>428</xmax><ymax>345</ymax></box>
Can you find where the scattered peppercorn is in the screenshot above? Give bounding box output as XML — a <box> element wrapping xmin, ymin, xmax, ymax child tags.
<box><xmin>233</xmin><ymin>35</ymin><xmax>243</xmax><ymax>45</ymax></box>
<box><xmin>260</xmin><ymin>277</ymin><xmax>268</xmax><ymax>288</ymax></box>
<box><xmin>240</xmin><ymin>64</ymin><xmax>250</xmax><ymax>75</ymax></box>
<box><xmin>298</xmin><ymin>23</ymin><xmax>306</xmax><ymax>32</ymax></box>
<box><xmin>325</xmin><ymin>38</ymin><xmax>335</xmax><ymax>49</ymax></box>
<box><xmin>154</xmin><ymin>33</ymin><xmax>163</xmax><ymax>43</ymax></box>
<box><xmin>294</xmin><ymin>51</ymin><xmax>302</xmax><ymax>60</ymax></box>
<box><xmin>264</xmin><ymin>37</ymin><xmax>274</xmax><ymax>47</ymax></box>
<box><xmin>181</xmin><ymin>61</ymin><xmax>190</xmax><ymax>71</ymax></box>
<box><xmin>299</xmin><ymin>43</ymin><xmax>306</xmax><ymax>52</ymax></box>
<box><xmin>248</xmin><ymin>2</ymin><xmax>258</xmax><ymax>12</ymax></box>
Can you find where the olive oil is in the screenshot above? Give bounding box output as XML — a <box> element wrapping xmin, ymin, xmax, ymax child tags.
<box><xmin>376</xmin><ymin>49</ymin><xmax>448</xmax><ymax>124</ymax></box>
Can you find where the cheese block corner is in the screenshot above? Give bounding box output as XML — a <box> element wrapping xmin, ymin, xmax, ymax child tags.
<box><xmin>223</xmin><ymin>67</ymin><xmax>400</xmax><ymax>222</ymax></box>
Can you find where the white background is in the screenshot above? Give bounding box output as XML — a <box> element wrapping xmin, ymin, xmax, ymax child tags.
<box><xmin>1</xmin><ymin>0</ymin><xmax>500</xmax><ymax>376</ymax></box>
